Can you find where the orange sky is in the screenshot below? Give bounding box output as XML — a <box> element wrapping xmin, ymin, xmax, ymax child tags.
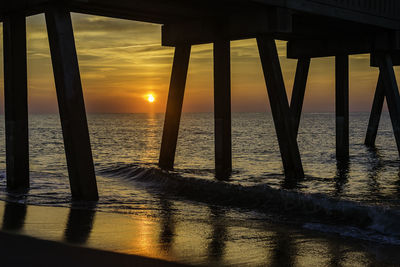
<box><xmin>0</xmin><ymin>13</ymin><xmax>398</xmax><ymax>113</ymax></box>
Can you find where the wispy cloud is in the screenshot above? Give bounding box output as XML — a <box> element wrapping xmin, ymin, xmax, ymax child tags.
<box><xmin>0</xmin><ymin>13</ymin><xmax>396</xmax><ymax>113</ymax></box>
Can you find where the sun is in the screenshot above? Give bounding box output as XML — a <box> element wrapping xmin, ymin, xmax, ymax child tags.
<box><xmin>147</xmin><ymin>94</ymin><xmax>155</xmax><ymax>103</ymax></box>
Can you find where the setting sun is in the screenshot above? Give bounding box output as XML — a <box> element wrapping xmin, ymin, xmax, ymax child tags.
<box><xmin>147</xmin><ymin>94</ymin><xmax>155</xmax><ymax>103</ymax></box>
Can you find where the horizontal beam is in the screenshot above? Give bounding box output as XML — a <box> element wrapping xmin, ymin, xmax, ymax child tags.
<box><xmin>162</xmin><ymin>10</ymin><xmax>387</xmax><ymax>47</ymax></box>
<box><xmin>2</xmin><ymin>0</ymin><xmax>400</xmax><ymax>30</ymax></box>
<box><xmin>370</xmin><ymin>32</ymin><xmax>400</xmax><ymax>66</ymax></box>
<box><xmin>1</xmin><ymin>0</ymin><xmax>246</xmax><ymax>24</ymax></box>
<box><xmin>287</xmin><ymin>37</ymin><xmax>373</xmax><ymax>59</ymax></box>
<box><xmin>371</xmin><ymin>51</ymin><xmax>400</xmax><ymax>67</ymax></box>
<box><xmin>288</xmin><ymin>31</ymin><xmax>400</xmax><ymax>59</ymax></box>
<box><xmin>67</xmin><ymin>0</ymin><xmax>223</xmax><ymax>24</ymax></box>
<box><xmin>162</xmin><ymin>7</ymin><xmax>292</xmax><ymax>46</ymax></box>
<box><xmin>286</xmin><ymin>13</ymin><xmax>382</xmax><ymax>40</ymax></box>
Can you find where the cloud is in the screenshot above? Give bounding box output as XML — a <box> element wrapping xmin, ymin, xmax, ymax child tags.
<box><xmin>0</xmin><ymin>14</ymin><xmax>398</xmax><ymax>113</ymax></box>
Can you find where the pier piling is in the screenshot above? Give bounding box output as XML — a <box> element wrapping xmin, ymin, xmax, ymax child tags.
<box><xmin>3</xmin><ymin>13</ymin><xmax>29</xmax><ymax>190</ymax></box>
<box><xmin>3</xmin><ymin>0</ymin><xmax>400</xmax><ymax>195</ymax></box>
<box><xmin>214</xmin><ymin>38</ymin><xmax>232</xmax><ymax>179</ymax></box>
<box><xmin>290</xmin><ymin>58</ymin><xmax>311</xmax><ymax>137</ymax></box>
<box><xmin>159</xmin><ymin>45</ymin><xmax>191</xmax><ymax>170</ymax></box>
<box><xmin>365</xmin><ymin>73</ymin><xmax>385</xmax><ymax>147</ymax></box>
<box><xmin>376</xmin><ymin>53</ymin><xmax>400</xmax><ymax>156</ymax></box>
<box><xmin>257</xmin><ymin>35</ymin><xmax>304</xmax><ymax>180</ymax></box>
<box><xmin>45</xmin><ymin>7</ymin><xmax>98</xmax><ymax>201</ymax></box>
<box><xmin>335</xmin><ymin>55</ymin><xmax>349</xmax><ymax>160</ymax></box>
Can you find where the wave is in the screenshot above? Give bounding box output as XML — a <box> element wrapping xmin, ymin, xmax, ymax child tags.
<box><xmin>98</xmin><ymin>163</ymin><xmax>400</xmax><ymax>245</ymax></box>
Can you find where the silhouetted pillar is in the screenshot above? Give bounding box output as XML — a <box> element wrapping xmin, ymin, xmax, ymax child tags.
<box><xmin>45</xmin><ymin>7</ymin><xmax>98</xmax><ymax>201</ymax></box>
<box><xmin>365</xmin><ymin>73</ymin><xmax>385</xmax><ymax>147</ymax></box>
<box><xmin>257</xmin><ymin>35</ymin><xmax>304</xmax><ymax>180</ymax></box>
<box><xmin>159</xmin><ymin>45</ymin><xmax>191</xmax><ymax>170</ymax></box>
<box><xmin>3</xmin><ymin>13</ymin><xmax>29</xmax><ymax>190</ymax></box>
<box><xmin>214</xmin><ymin>39</ymin><xmax>232</xmax><ymax>179</ymax></box>
<box><xmin>376</xmin><ymin>53</ymin><xmax>400</xmax><ymax>155</ymax></box>
<box><xmin>290</xmin><ymin>58</ymin><xmax>310</xmax><ymax>137</ymax></box>
<box><xmin>335</xmin><ymin>55</ymin><xmax>349</xmax><ymax>159</ymax></box>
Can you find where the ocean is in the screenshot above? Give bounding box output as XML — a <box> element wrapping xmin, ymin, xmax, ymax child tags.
<box><xmin>1</xmin><ymin>112</ymin><xmax>400</xmax><ymax>265</ymax></box>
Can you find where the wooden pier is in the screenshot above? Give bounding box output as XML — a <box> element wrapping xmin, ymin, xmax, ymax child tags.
<box><xmin>1</xmin><ymin>0</ymin><xmax>400</xmax><ymax>199</ymax></box>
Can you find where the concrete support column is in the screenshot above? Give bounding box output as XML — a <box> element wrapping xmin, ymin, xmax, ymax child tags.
<box><xmin>45</xmin><ymin>7</ymin><xmax>98</xmax><ymax>201</ymax></box>
<box><xmin>3</xmin><ymin>13</ymin><xmax>29</xmax><ymax>190</ymax></box>
<box><xmin>159</xmin><ymin>45</ymin><xmax>191</xmax><ymax>170</ymax></box>
<box><xmin>365</xmin><ymin>73</ymin><xmax>385</xmax><ymax>147</ymax></box>
<box><xmin>377</xmin><ymin>53</ymin><xmax>400</xmax><ymax>156</ymax></box>
<box><xmin>290</xmin><ymin>58</ymin><xmax>310</xmax><ymax>137</ymax></box>
<box><xmin>257</xmin><ymin>35</ymin><xmax>304</xmax><ymax>180</ymax></box>
<box><xmin>335</xmin><ymin>55</ymin><xmax>349</xmax><ymax>160</ymax></box>
<box><xmin>213</xmin><ymin>39</ymin><xmax>232</xmax><ymax>179</ymax></box>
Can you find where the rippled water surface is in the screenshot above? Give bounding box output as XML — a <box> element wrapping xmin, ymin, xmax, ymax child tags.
<box><xmin>0</xmin><ymin>112</ymin><xmax>400</xmax><ymax>251</ymax></box>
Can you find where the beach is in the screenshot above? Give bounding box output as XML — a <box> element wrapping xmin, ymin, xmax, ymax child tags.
<box><xmin>0</xmin><ymin>230</ymin><xmax>188</xmax><ymax>267</ymax></box>
<box><xmin>0</xmin><ymin>201</ymin><xmax>399</xmax><ymax>266</ymax></box>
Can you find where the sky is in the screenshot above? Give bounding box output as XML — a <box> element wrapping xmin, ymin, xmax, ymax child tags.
<box><xmin>0</xmin><ymin>13</ymin><xmax>397</xmax><ymax>114</ymax></box>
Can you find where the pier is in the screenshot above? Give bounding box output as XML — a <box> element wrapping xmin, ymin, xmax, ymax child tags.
<box><xmin>1</xmin><ymin>0</ymin><xmax>400</xmax><ymax>200</ymax></box>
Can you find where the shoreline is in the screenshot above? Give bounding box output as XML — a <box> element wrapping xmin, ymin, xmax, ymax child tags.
<box><xmin>0</xmin><ymin>200</ymin><xmax>399</xmax><ymax>266</ymax></box>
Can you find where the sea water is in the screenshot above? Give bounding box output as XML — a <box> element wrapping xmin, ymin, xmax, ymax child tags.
<box><xmin>0</xmin><ymin>112</ymin><xmax>400</xmax><ymax>264</ymax></box>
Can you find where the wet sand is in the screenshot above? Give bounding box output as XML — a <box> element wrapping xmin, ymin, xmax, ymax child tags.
<box><xmin>0</xmin><ymin>200</ymin><xmax>399</xmax><ymax>266</ymax></box>
<box><xmin>0</xmin><ymin>231</ymin><xmax>188</xmax><ymax>267</ymax></box>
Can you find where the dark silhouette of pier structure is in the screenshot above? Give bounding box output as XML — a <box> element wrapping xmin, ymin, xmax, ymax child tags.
<box><xmin>1</xmin><ymin>0</ymin><xmax>400</xmax><ymax>200</ymax></box>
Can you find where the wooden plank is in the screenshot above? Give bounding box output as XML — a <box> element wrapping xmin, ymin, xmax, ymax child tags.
<box><xmin>365</xmin><ymin>73</ymin><xmax>385</xmax><ymax>147</ymax></box>
<box><xmin>45</xmin><ymin>6</ymin><xmax>98</xmax><ymax>201</ymax></box>
<box><xmin>290</xmin><ymin>58</ymin><xmax>310</xmax><ymax>137</ymax></box>
<box><xmin>335</xmin><ymin>55</ymin><xmax>349</xmax><ymax>159</ymax></box>
<box><xmin>3</xmin><ymin>13</ymin><xmax>29</xmax><ymax>190</ymax></box>
<box><xmin>376</xmin><ymin>52</ymin><xmax>400</xmax><ymax>155</ymax></box>
<box><xmin>214</xmin><ymin>38</ymin><xmax>232</xmax><ymax>179</ymax></box>
<box><xmin>159</xmin><ymin>45</ymin><xmax>191</xmax><ymax>170</ymax></box>
<box><xmin>257</xmin><ymin>35</ymin><xmax>304</xmax><ymax>180</ymax></box>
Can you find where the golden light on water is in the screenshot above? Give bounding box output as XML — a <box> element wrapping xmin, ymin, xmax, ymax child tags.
<box><xmin>147</xmin><ymin>94</ymin><xmax>155</xmax><ymax>103</ymax></box>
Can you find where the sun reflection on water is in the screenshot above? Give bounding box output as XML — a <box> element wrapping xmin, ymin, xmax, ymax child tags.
<box><xmin>0</xmin><ymin>202</ymin><xmax>398</xmax><ymax>266</ymax></box>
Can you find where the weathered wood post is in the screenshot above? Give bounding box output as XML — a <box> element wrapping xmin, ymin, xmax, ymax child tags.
<box><xmin>3</xmin><ymin>13</ymin><xmax>29</xmax><ymax>190</ymax></box>
<box><xmin>335</xmin><ymin>55</ymin><xmax>349</xmax><ymax>160</ymax></box>
<box><xmin>159</xmin><ymin>45</ymin><xmax>191</xmax><ymax>170</ymax></box>
<box><xmin>213</xmin><ymin>38</ymin><xmax>232</xmax><ymax>179</ymax></box>
<box><xmin>290</xmin><ymin>58</ymin><xmax>311</xmax><ymax>137</ymax></box>
<box><xmin>45</xmin><ymin>6</ymin><xmax>98</xmax><ymax>201</ymax></box>
<box><xmin>376</xmin><ymin>53</ymin><xmax>400</xmax><ymax>155</ymax></box>
<box><xmin>365</xmin><ymin>73</ymin><xmax>385</xmax><ymax>147</ymax></box>
<box><xmin>257</xmin><ymin>35</ymin><xmax>304</xmax><ymax>180</ymax></box>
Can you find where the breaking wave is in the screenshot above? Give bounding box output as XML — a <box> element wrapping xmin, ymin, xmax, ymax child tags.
<box><xmin>98</xmin><ymin>163</ymin><xmax>400</xmax><ymax>245</ymax></box>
